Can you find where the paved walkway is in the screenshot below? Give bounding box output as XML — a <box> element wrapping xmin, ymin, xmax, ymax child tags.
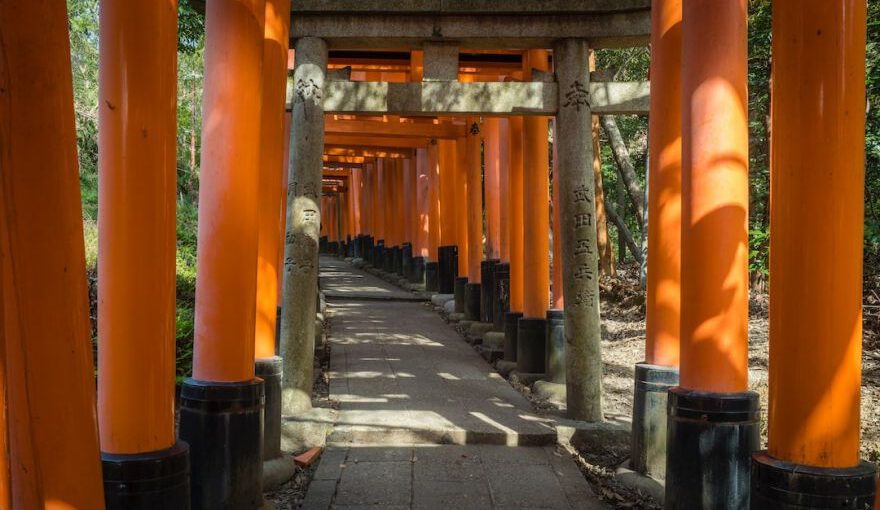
<box><xmin>302</xmin><ymin>257</ymin><xmax>607</xmax><ymax>509</ymax></box>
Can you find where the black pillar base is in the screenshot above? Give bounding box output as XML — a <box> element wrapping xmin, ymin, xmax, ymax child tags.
<box><xmin>493</xmin><ymin>263</ymin><xmax>510</xmax><ymax>331</ymax></box>
<box><xmin>410</xmin><ymin>256</ymin><xmax>426</xmax><ymax>284</ymax></box>
<box><xmin>179</xmin><ymin>378</ymin><xmax>265</xmax><ymax>510</ymax></box>
<box><xmin>375</xmin><ymin>241</ymin><xmax>385</xmax><ymax>268</ymax></box>
<box><xmin>517</xmin><ymin>317</ymin><xmax>547</xmax><ymax>374</ymax></box>
<box><xmin>503</xmin><ymin>311</ymin><xmax>523</xmax><ymax>362</ymax></box>
<box><xmin>256</xmin><ymin>356</ymin><xmax>283</xmax><ymax>460</ymax></box>
<box><xmin>480</xmin><ymin>259</ymin><xmax>500</xmax><ymax>323</ymax></box>
<box><xmin>750</xmin><ymin>452</ymin><xmax>876</xmax><ymax>509</ymax></box>
<box><xmin>665</xmin><ymin>388</ymin><xmax>759</xmax><ymax>509</ymax></box>
<box><xmin>425</xmin><ymin>261</ymin><xmax>440</xmax><ymax>291</ymax></box>
<box><xmin>465</xmin><ymin>282</ymin><xmax>482</xmax><ymax>321</ymax></box>
<box><xmin>631</xmin><ymin>362</ymin><xmax>679</xmax><ymax>480</ymax></box>
<box><xmin>394</xmin><ymin>246</ymin><xmax>404</xmax><ymax>275</ymax></box>
<box><xmin>402</xmin><ymin>243</ymin><xmax>413</xmax><ymax>279</ymax></box>
<box><xmin>384</xmin><ymin>246</ymin><xmax>396</xmax><ymax>273</ymax></box>
<box><xmin>454</xmin><ymin>276</ymin><xmax>468</xmax><ymax>314</ymax></box>
<box><xmin>275</xmin><ymin>305</ymin><xmax>282</xmax><ymax>355</ymax></box>
<box><xmin>545</xmin><ymin>309</ymin><xmax>565</xmax><ymax>383</ymax></box>
<box><xmin>438</xmin><ymin>245</ymin><xmax>459</xmax><ymax>294</ymax></box>
<box><xmin>102</xmin><ymin>441</ymin><xmax>191</xmax><ymax>510</ymax></box>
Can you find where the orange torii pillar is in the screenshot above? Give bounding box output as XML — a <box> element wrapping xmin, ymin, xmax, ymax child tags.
<box><xmin>374</xmin><ymin>158</ymin><xmax>387</xmax><ymax>267</ymax></box>
<box><xmin>492</xmin><ymin>119</ymin><xmax>512</xmax><ymax>332</ymax></box>
<box><xmin>437</xmin><ymin>139</ymin><xmax>459</xmax><ymax>294</ymax></box>
<box><xmin>631</xmin><ymin>0</ymin><xmax>682</xmax><ymax>481</ymax></box>
<box><xmin>751</xmin><ymin>3</ymin><xmax>876</xmax><ymax>508</ymax></box>
<box><xmin>412</xmin><ymin>148</ymin><xmax>430</xmax><ymax>284</ymax></box>
<box><xmin>351</xmin><ymin>167</ymin><xmax>364</xmax><ymax>258</ymax></box>
<box><xmin>665</xmin><ymin>2</ymin><xmax>758</xmax><ymax>507</ymax></box>
<box><xmin>463</xmin><ymin>117</ymin><xmax>484</xmax><ymax>321</ymax></box>
<box><xmin>180</xmin><ymin>0</ymin><xmax>267</xmax><ymax>507</ymax></box>
<box><xmin>0</xmin><ymin>1</ymin><xmax>105</xmax><ymax>507</ymax></box>
<box><xmin>503</xmin><ymin>115</ymin><xmax>526</xmax><ymax>362</ymax></box>
<box><xmin>517</xmin><ymin>50</ymin><xmax>552</xmax><ymax>376</ymax></box>
<box><xmin>383</xmin><ymin>158</ymin><xmax>397</xmax><ymax>272</ymax></box>
<box><xmin>402</xmin><ymin>157</ymin><xmax>416</xmax><ymax>278</ymax></box>
<box><xmin>96</xmin><ymin>0</ymin><xmax>190</xmax><ymax>508</ymax></box>
<box><xmin>395</xmin><ymin>158</ymin><xmax>408</xmax><ymax>276</ymax></box>
<box><xmin>254</xmin><ymin>0</ymin><xmax>291</xmax><ymax>470</ymax></box>
<box><xmin>481</xmin><ymin>118</ymin><xmax>503</xmax><ymax>327</ymax></box>
<box><xmin>425</xmin><ymin>140</ymin><xmax>443</xmax><ymax>291</ymax></box>
<box><xmin>544</xmin><ymin>120</ymin><xmax>566</xmax><ymax>386</ymax></box>
<box><xmin>453</xmin><ymin>136</ymin><xmax>470</xmax><ymax>314</ymax></box>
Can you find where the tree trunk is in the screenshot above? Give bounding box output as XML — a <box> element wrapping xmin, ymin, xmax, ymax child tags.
<box><xmin>616</xmin><ymin>174</ymin><xmax>627</xmax><ymax>263</ymax></box>
<box><xmin>600</xmin><ymin>115</ymin><xmax>645</xmax><ymax>229</ymax></box>
<box><xmin>590</xmin><ymin>51</ymin><xmax>615</xmax><ymax>277</ymax></box>
<box><xmin>605</xmin><ymin>202</ymin><xmax>642</xmax><ymax>264</ymax></box>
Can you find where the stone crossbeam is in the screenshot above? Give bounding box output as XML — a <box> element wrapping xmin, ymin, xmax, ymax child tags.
<box><xmin>319</xmin><ymin>80</ymin><xmax>649</xmax><ymax>116</ymax></box>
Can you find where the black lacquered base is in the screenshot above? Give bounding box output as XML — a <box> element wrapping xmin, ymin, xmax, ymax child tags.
<box><xmin>402</xmin><ymin>243</ymin><xmax>413</xmax><ymax>279</ymax></box>
<box><xmin>394</xmin><ymin>246</ymin><xmax>404</xmax><ymax>275</ymax></box>
<box><xmin>425</xmin><ymin>261</ymin><xmax>440</xmax><ymax>291</ymax></box>
<box><xmin>102</xmin><ymin>441</ymin><xmax>191</xmax><ymax>510</ymax></box>
<box><xmin>545</xmin><ymin>309</ymin><xmax>565</xmax><ymax>383</ymax></box>
<box><xmin>665</xmin><ymin>387</ymin><xmax>760</xmax><ymax>509</ymax></box>
<box><xmin>454</xmin><ymin>276</ymin><xmax>468</xmax><ymax>314</ymax></box>
<box><xmin>179</xmin><ymin>378</ymin><xmax>265</xmax><ymax>510</ymax></box>
<box><xmin>493</xmin><ymin>262</ymin><xmax>510</xmax><ymax>331</ymax></box>
<box><xmin>751</xmin><ymin>452</ymin><xmax>876</xmax><ymax>509</ymax></box>
<box><xmin>631</xmin><ymin>362</ymin><xmax>678</xmax><ymax>480</ymax></box>
<box><xmin>438</xmin><ymin>245</ymin><xmax>458</xmax><ymax>294</ymax></box>
<box><xmin>503</xmin><ymin>311</ymin><xmax>523</xmax><ymax>362</ymax></box>
<box><xmin>465</xmin><ymin>282</ymin><xmax>482</xmax><ymax>321</ymax></box>
<box><xmin>410</xmin><ymin>256</ymin><xmax>426</xmax><ymax>284</ymax></box>
<box><xmin>256</xmin><ymin>356</ymin><xmax>283</xmax><ymax>460</ymax></box>
<box><xmin>516</xmin><ymin>317</ymin><xmax>547</xmax><ymax>374</ymax></box>
<box><xmin>480</xmin><ymin>259</ymin><xmax>500</xmax><ymax>323</ymax></box>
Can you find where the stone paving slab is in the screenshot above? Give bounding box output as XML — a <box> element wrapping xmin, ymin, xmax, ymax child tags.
<box><xmin>302</xmin><ymin>445</ymin><xmax>609</xmax><ymax>510</ymax></box>
<box><xmin>321</xmin><ymin>258</ymin><xmax>426</xmax><ymax>301</ymax></box>
<box><xmin>320</xmin><ymin>257</ymin><xmax>556</xmax><ymax>446</ymax></box>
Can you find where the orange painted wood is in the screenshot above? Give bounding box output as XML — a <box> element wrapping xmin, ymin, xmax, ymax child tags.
<box><xmin>551</xmin><ymin>123</ymin><xmax>563</xmax><ymax>309</ymax></box>
<box><xmin>439</xmin><ymin>140</ymin><xmax>458</xmax><ymax>250</ymax></box>
<box><xmin>767</xmin><ymin>0</ymin><xmax>867</xmax><ymax>469</ymax></box>
<box><xmin>455</xmin><ymin>138</ymin><xmax>470</xmax><ymax>277</ymax></box>
<box><xmin>255</xmin><ymin>0</ymin><xmax>291</xmax><ymax>360</ymax></box>
<box><xmin>645</xmin><ymin>0</ymin><xmax>682</xmax><ymax>368</ymax></box>
<box><xmin>427</xmin><ymin>143</ymin><xmax>442</xmax><ymax>261</ymax></box>
<box><xmin>97</xmin><ymin>0</ymin><xmax>178</xmax><ymax>453</ymax></box>
<box><xmin>680</xmin><ymin>0</ymin><xmax>749</xmax><ymax>393</ymax></box>
<box><xmin>279</xmin><ymin>111</ymin><xmax>292</xmax><ymax>305</ymax></box>
<box><xmin>466</xmin><ymin>118</ymin><xmax>483</xmax><ymax>283</ymax></box>
<box><xmin>193</xmin><ymin>0</ymin><xmax>266</xmax><ymax>382</ymax></box>
<box><xmin>484</xmin><ymin>118</ymin><xmax>502</xmax><ymax>260</ymax></box>
<box><xmin>498</xmin><ymin>119</ymin><xmax>511</xmax><ymax>262</ymax></box>
<box><xmin>0</xmin><ymin>0</ymin><xmax>106</xmax><ymax>505</ymax></box>
<box><xmin>522</xmin><ymin>50</ymin><xmax>551</xmax><ymax>318</ymax></box>
<box><xmin>508</xmin><ymin>116</ymin><xmax>525</xmax><ymax>313</ymax></box>
<box><xmin>416</xmin><ymin>149</ymin><xmax>431</xmax><ymax>258</ymax></box>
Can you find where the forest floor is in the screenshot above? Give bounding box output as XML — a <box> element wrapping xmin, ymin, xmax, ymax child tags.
<box><xmin>594</xmin><ymin>263</ymin><xmax>880</xmax><ymax>462</ymax></box>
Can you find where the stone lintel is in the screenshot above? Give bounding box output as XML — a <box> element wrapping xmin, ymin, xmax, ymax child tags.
<box><xmin>423</xmin><ymin>43</ymin><xmax>460</xmax><ymax>82</ymax></box>
<box><xmin>289</xmin><ymin>11</ymin><xmax>650</xmax><ymax>50</ymax></box>
<box><xmin>317</xmin><ymin>80</ymin><xmax>649</xmax><ymax>116</ymax></box>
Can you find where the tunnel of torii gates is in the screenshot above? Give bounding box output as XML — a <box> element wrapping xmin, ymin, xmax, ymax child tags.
<box><xmin>0</xmin><ymin>0</ymin><xmax>873</xmax><ymax>509</ymax></box>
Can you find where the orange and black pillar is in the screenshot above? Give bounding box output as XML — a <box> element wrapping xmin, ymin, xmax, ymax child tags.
<box><xmin>750</xmin><ymin>2</ymin><xmax>875</xmax><ymax>508</ymax></box>
<box><xmin>464</xmin><ymin>117</ymin><xmax>484</xmax><ymax>321</ymax></box>
<box><xmin>632</xmin><ymin>0</ymin><xmax>682</xmax><ymax>481</ymax></box>
<box><xmin>1</xmin><ymin>1</ymin><xmax>105</xmax><ymax>507</ymax></box>
<box><xmin>503</xmin><ymin>114</ymin><xmax>526</xmax><ymax>361</ymax></box>
<box><xmin>97</xmin><ymin>0</ymin><xmax>190</xmax><ymax>507</ymax></box>
<box><xmin>493</xmin><ymin>119</ymin><xmax>512</xmax><ymax>332</ymax></box>
<box><xmin>666</xmin><ymin>2</ymin><xmax>758</xmax><ymax>507</ymax></box>
<box><xmin>425</xmin><ymin>139</ymin><xmax>443</xmax><ymax>290</ymax></box>
<box><xmin>518</xmin><ymin>50</ymin><xmax>552</xmax><ymax>375</ymax></box>
<box><xmin>179</xmin><ymin>0</ymin><xmax>268</xmax><ymax>507</ymax></box>
<box><xmin>438</xmin><ymin>139</ymin><xmax>460</xmax><ymax>294</ymax></box>
<box><xmin>481</xmin><ymin>118</ymin><xmax>503</xmax><ymax>326</ymax></box>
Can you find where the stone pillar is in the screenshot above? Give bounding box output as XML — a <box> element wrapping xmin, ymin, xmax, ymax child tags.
<box><xmin>281</xmin><ymin>36</ymin><xmax>328</xmax><ymax>415</ymax></box>
<box><xmin>97</xmin><ymin>0</ymin><xmax>190</xmax><ymax>507</ymax></box>
<box><xmin>751</xmin><ymin>3</ymin><xmax>876</xmax><ymax>508</ymax></box>
<box><xmin>553</xmin><ymin>39</ymin><xmax>603</xmax><ymax>422</ymax></box>
<box><xmin>1</xmin><ymin>1</ymin><xmax>106</xmax><ymax>505</ymax></box>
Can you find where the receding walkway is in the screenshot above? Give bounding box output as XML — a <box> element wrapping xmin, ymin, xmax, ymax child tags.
<box><xmin>302</xmin><ymin>257</ymin><xmax>607</xmax><ymax>509</ymax></box>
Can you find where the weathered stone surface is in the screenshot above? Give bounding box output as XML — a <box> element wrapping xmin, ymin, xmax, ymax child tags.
<box><xmin>320</xmin><ymin>81</ymin><xmax>648</xmax><ymax>117</ymax></box>
<box><xmin>430</xmin><ymin>293</ymin><xmax>455</xmax><ymax>307</ymax></box>
<box><xmin>533</xmin><ymin>380</ymin><xmax>567</xmax><ymax>404</ymax></box>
